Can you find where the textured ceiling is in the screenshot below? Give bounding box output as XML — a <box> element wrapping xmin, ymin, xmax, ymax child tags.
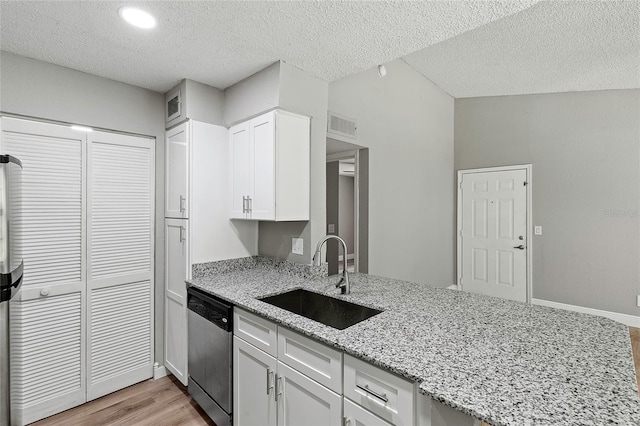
<box><xmin>404</xmin><ymin>1</ymin><xmax>640</xmax><ymax>98</ymax></box>
<box><xmin>0</xmin><ymin>0</ymin><xmax>538</xmax><ymax>93</ymax></box>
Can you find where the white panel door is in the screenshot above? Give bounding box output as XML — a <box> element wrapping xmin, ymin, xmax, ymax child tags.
<box><xmin>276</xmin><ymin>361</ymin><xmax>342</xmax><ymax>426</ymax></box>
<box><xmin>250</xmin><ymin>112</ymin><xmax>275</xmax><ymax>220</ymax></box>
<box><xmin>1</xmin><ymin>118</ymin><xmax>86</xmax><ymax>424</ymax></box>
<box><xmin>234</xmin><ymin>336</ymin><xmax>277</xmax><ymax>426</ymax></box>
<box><xmin>164</xmin><ymin>218</ymin><xmax>189</xmax><ymax>385</ymax></box>
<box><xmin>230</xmin><ymin>121</ymin><xmax>251</xmax><ymax>219</ymax></box>
<box><xmin>87</xmin><ymin>131</ymin><xmax>154</xmax><ymax>401</ymax></box>
<box><xmin>460</xmin><ymin>169</ymin><xmax>528</xmax><ymax>302</ymax></box>
<box><xmin>166</xmin><ymin>122</ymin><xmax>189</xmax><ymax>218</ymax></box>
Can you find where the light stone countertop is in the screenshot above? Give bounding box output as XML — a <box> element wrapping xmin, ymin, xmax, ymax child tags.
<box><xmin>188</xmin><ymin>260</ymin><xmax>640</xmax><ymax>426</ymax></box>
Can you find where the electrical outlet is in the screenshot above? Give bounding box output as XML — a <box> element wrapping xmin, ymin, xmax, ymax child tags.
<box><xmin>291</xmin><ymin>238</ymin><xmax>304</xmax><ymax>255</ymax></box>
<box><xmin>534</xmin><ymin>226</ymin><xmax>542</xmax><ymax>235</ymax></box>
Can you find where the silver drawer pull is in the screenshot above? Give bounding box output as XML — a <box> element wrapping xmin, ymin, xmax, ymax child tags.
<box><xmin>266</xmin><ymin>368</ymin><xmax>274</xmax><ymax>395</ymax></box>
<box><xmin>356</xmin><ymin>383</ymin><xmax>388</xmax><ymax>403</ymax></box>
<box><xmin>179</xmin><ymin>195</ymin><xmax>186</xmax><ymax>212</ymax></box>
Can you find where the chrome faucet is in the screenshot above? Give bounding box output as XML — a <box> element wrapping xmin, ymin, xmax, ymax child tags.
<box><xmin>312</xmin><ymin>235</ymin><xmax>350</xmax><ymax>294</ymax></box>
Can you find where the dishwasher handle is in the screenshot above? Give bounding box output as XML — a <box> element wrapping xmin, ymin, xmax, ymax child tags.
<box><xmin>187</xmin><ymin>286</ymin><xmax>233</xmax><ymax>331</ymax></box>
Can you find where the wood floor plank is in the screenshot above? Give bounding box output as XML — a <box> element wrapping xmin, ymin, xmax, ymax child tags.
<box><xmin>32</xmin><ymin>376</ymin><xmax>212</xmax><ymax>426</ymax></box>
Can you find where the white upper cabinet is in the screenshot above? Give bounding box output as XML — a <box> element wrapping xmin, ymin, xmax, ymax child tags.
<box><xmin>230</xmin><ymin>121</ymin><xmax>251</xmax><ymax>219</ymax></box>
<box><xmin>165</xmin><ymin>122</ymin><xmax>189</xmax><ymax>219</ymax></box>
<box><xmin>229</xmin><ymin>109</ymin><xmax>310</xmax><ymax>221</ymax></box>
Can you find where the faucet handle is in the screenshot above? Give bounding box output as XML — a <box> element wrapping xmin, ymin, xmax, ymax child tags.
<box><xmin>335</xmin><ymin>276</ymin><xmax>345</xmax><ymax>289</ymax></box>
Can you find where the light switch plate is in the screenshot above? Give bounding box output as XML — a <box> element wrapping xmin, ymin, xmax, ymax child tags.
<box><xmin>534</xmin><ymin>226</ymin><xmax>542</xmax><ymax>235</ymax></box>
<box><xmin>292</xmin><ymin>238</ymin><xmax>304</xmax><ymax>255</ymax></box>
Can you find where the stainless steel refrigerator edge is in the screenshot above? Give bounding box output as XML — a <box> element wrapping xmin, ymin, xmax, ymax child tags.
<box><xmin>0</xmin><ymin>155</ymin><xmax>24</xmax><ymax>426</ymax></box>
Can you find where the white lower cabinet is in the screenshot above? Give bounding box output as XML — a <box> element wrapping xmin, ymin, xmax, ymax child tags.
<box><xmin>234</xmin><ymin>336</ymin><xmax>277</xmax><ymax>426</ymax></box>
<box><xmin>344</xmin><ymin>398</ymin><xmax>393</xmax><ymax>426</ymax></box>
<box><xmin>233</xmin><ymin>308</ymin><xmax>478</xmax><ymax>426</ymax></box>
<box><xmin>277</xmin><ymin>361</ymin><xmax>342</xmax><ymax>426</ymax></box>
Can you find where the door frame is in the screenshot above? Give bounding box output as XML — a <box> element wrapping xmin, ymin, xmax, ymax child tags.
<box><xmin>326</xmin><ymin>150</ymin><xmax>359</xmax><ymax>273</ymax></box>
<box><xmin>456</xmin><ymin>164</ymin><xmax>533</xmax><ymax>303</ymax></box>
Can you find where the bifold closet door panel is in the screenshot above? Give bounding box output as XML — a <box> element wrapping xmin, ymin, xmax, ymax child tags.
<box><xmin>87</xmin><ymin>131</ymin><xmax>155</xmax><ymax>401</ymax></box>
<box><xmin>0</xmin><ymin>117</ymin><xmax>86</xmax><ymax>298</ymax></box>
<box><xmin>1</xmin><ymin>117</ymin><xmax>87</xmax><ymax>425</ymax></box>
<box><xmin>10</xmin><ymin>293</ymin><xmax>85</xmax><ymax>425</ymax></box>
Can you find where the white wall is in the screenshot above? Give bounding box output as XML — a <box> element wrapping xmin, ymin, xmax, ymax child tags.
<box><xmin>455</xmin><ymin>89</ymin><xmax>640</xmax><ymax>316</ymax></box>
<box><xmin>329</xmin><ymin>59</ymin><xmax>455</xmax><ymax>285</ymax></box>
<box><xmin>223</xmin><ymin>62</ymin><xmax>280</xmax><ymax>126</ymax></box>
<box><xmin>0</xmin><ymin>51</ymin><xmax>168</xmax><ymax>363</ymax></box>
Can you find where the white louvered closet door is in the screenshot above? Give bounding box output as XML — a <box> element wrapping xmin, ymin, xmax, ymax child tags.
<box><xmin>0</xmin><ymin>118</ymin><xmax>86</xmax><ymax>425</ymax></box>
<box><xmin>87</xmin><ymin>131</ymin><xmax>154</xmax><ymax>401</ymax></box>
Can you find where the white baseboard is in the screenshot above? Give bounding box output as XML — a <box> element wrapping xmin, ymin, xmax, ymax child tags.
<box><xmin>446</xmin><ymin>284</ymin><xmax>461</xmax><ymax>291</ymax></box>
<box><xmin>532</xmin><ymin>298</ymin><xmax>640</xmax><ymax>328</ymax></box>
<box><xmin>153</xmin><ymin>362</ymin><xmax>168</xmax><ymax>380</ymax></box>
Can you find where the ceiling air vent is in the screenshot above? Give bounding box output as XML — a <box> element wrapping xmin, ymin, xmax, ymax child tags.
<box><xmin>327</xmin><ymin>112</ymin><xmax>357</xmax><ymax>141</ymax></box>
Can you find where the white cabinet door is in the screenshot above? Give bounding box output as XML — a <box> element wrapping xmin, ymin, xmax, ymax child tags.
<box><xmin>164</xmin><ymin>218</ymin><xmax>189</xmax><ymax>385</ymax></box>
<box><xmin>276</xmin><ymin>361</ymin><xmax>342</xmax><ymax>426</ymax></box>
<box><xmin>229</xmin><ymin>121</ymin><xmax>251</xmax><ymax>219</ymax></box>
<box><xmin>87</xmin><ymin>131</ymin><xmax>154</xmax><ymax>400</ymax></box>
<box><xmin>229</xmin><ymin>110</ymin><xmax>310</xmax><ymax>222</ymax></box>
<box><xmin>234</xmin><ymin>336</ymin><xmax>277</xmax><ymax>426</ymax></box>
<box><xmin>250</xmin><ymin>112</ymin><xmax>275</xmax><ymax>220</ymax></box>
<box><xmin>344</xmin><ymin>398</ymin><xmax>393</xmax><ymax>426</ymax></box>
<box><xmin>166</xmin><ymin>122</ymin><xmax>189</xmax><ymax>218</ymax></box>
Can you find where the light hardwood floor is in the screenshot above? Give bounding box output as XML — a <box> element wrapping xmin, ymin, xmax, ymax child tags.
<box><xmin>31</xmin><ymin>328</ymin><xmax>640</xmax><ymax>426</ymax></box>
<box><xmin>32</xmin><ymin>375</ymin><xmax>213</xmax><ymax>426</ymax></box>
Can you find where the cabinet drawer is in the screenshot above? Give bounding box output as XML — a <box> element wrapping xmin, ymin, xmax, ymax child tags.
<box><xmin>277</xmin><ymin>326</ymin><xmax>342</xmax><ymax>393</ymax></box>
<box><xmin>344</xmin><ymin>355</ymin><xmax>414</xmax><ymax>426</ymax></box>
<box><xmin>233</xmin><ymin>308</ymin><xmax>277</xmax><ymax>357</ymax></box>
<box><xmin>344</xmin><ymin>398</ymin><xmax>394</xmax><ymax>426</ymax></box>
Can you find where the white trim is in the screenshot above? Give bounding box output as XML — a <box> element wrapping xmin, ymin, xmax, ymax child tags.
<box><xmin>446</xmin><ymin>285</ymin><xmax>460</xmax><ymax>291</ymax></box>
<box><xmin>532</xmin><ymin>298</ymin><xmax>640</xmax><ymax>327</ymax></box>
<box><xmin>457</xmin><ymin>164</ymin><xmax>533</xmax><ymax>303</ymax></box>
<box><xmin>153</xmin><ymin>363</ymin><xmax>168</xmax><ymax>380</ymax></box>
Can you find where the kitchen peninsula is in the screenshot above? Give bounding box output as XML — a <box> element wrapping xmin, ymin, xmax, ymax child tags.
<box><xmin>188</xmin><ymin>257</ymin><xmax>640</xmax><ymax>426</ymax></box>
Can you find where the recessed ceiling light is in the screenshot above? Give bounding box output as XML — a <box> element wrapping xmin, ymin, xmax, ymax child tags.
<box><xmin>118</xmin><ymin>7</ymin><xmax>156</xmax><ymax>29</ymax></box>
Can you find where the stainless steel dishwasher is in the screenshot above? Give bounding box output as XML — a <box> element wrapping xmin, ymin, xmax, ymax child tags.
<box><xmin>187</xmin><ymin>286</ymin><xmax>233</xmax><ymax>426</ymax></box>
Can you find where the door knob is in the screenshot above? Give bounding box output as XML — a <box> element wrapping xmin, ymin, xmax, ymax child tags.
<box><xmin>513</xmin><ymin>245</ymin><xmax>525</xmax><ymax>250</ymax></box>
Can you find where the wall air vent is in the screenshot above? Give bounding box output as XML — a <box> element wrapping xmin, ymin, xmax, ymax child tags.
<box><xmin>327</xmin><ymin>112</ymin><xmax>357</xmax><ymax>142</ymax></box>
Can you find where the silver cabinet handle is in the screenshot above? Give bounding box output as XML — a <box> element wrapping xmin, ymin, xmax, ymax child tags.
<box><xmin>275</xmin><ymin>374</ymin><xmax>282</xmax><ymax>402</ymax></box>
<box><xmin>247</xmin><ymin>196</ymin><xmax>252</xmax><ymax>213</ymax></box>
<box><xmin>179</xmin><ymin>226</ymin><xmax>185</xmax><ymax>243</ymax></box>
<box><xmin>179</xmin><ymin>195</ymin><xmax>186</xmax><ymax>212</ymax></box>
<box><xmin>242</xmin><ymin>196</ymin><xmax>247</xmax><ymax>213</ymax></box>
<box><xmin>356</xmin><ymin>383</ymin><xmax>388</xmax><ymax>403</ymax></box>
<box><xmin>266</xmin><ymin>368</ymin><xmax>274</xmax><ymax>395</ymax></box>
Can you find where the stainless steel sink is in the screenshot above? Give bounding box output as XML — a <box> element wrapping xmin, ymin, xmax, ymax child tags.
<box><xmin>258</xmin><ymin>289</ymin><xmax>383</xmax><ymax>330</ymax></box>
